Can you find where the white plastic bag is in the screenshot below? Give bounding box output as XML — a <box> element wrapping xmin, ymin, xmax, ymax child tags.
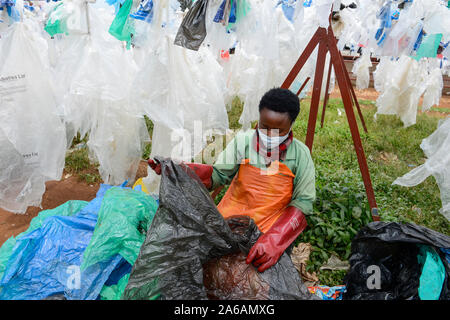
<box><xmin>55</xmin><ymin>6</ymin><xmax>149</xmax><ymax>185</ymax></box>
<box><xmin>0</xmin><ymin>23</ymin><xmax>66</xmax><ymax>213</ymax></box>
<box><xmin>375</xmin><ymin>56</ymin><xmax>427</xmax><ymax>127</ymax></box>
<box><xmin>422</xmin><ymin>62</ymin><xmax>443</xmax><ymax>112</ymax></box>
<box><xmin>145</xmin><ymin>35</ymin><xmax>230</xmax><ymax>162</ymax></box>
<box><xmin>393</xmin><ymin>117</ymin><xmax>450</xmax><ymax>221</ymax></box>
<box><xmin>352</xmin><ymin>49</ymin><xmax>372</xmax><ymax>90</ymax></box>
<box><xmin>132</xmin><ymin>1</ymin><xmax>229</xmax><ymax>162</ymax></box>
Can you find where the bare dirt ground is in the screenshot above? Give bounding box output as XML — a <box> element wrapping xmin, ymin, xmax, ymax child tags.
<box><xmin>1</xmin><ymin>88</ymin><xmax>449</xmax><ymax>247</ymax></box>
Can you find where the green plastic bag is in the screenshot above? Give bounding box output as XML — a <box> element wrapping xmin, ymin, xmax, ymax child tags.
<box><xmin>412</xmin><ymin>33</ymin><xmax>443</xmax><ymax>61</ymax></box>
<box><xmin>226</xmin><ymin>0</ymin><xmax>251</xmax><ymax>33</ymax></box>
<box><xmin>44</xmin><ymin>3</ymin><xmax>69</xmax><ymax>37</ymax></box>
<box><xmin>236</xmin><ymin>0</ymin><xmax>251</xmax><ymax>23</ymax></box>
<box><xmin>108</xmin><ymin>0</ymin><xmax>135</xmax><ymax>49</ymax></box>
<box><xmin>81</xmin><ymin>187</ymin><xmax>158</xmax><ymax>270</ymax></box>
<box><xmin>417</xmin><ymin>245</ymin><xmax>446</xmax><ymax>300</ymax></box>
<box><xmin>100</xmin><ymin>274</ymin><xmax>130</xmax><ymax>300</ymax></box>
<box><xmin>0</xmin><ymin>200</ymin><xmax>88</xmax><ymax>281</ymax></box>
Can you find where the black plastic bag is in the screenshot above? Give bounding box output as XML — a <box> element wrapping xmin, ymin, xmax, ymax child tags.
<box><xmin>174</xmin><ymin>0</ymin><xmax>209</xmax><ymax>51</ymax></box>
<box><xmin>177</xmin><ymin>0</ymin><xmax>193</xmax><ymax>11</ymax></box>
<box><xmin>122</xmin><ymin>158</ymin><xmax>316</xmax><ymax>300</ymax></box>
<box><xmin>343</xmin><ymin>222</ymin><xmax>450</xmax><ymax>300</ymax></box>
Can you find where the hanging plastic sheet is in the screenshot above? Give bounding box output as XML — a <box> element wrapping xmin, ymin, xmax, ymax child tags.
<box><xmin>0</xmin><ymin>22</ymin><xmax>66</xmax><ymax>213</ymax></box>
<box><xmin>174</xmin><ymin>0</ymin><xmax>209</xmax><ymax>50</ymax></box>
<box><xmin>134</xmin><ymin>29</ymin><xmax>229</xmax><ymax>162</ymax></box>
<box><xmin>279</xmin><ymin>0</ymin><xmax>297</xmax><ymax>22</ymax></box>
<box><xmin>108</xmin><ymin>0</ymin><xmax>135</xmax><ymax>49</ymax></box>
<box><xmin>422</xmin><ymin>61</ymin><xmax>444</xmax><ymax>112</ymax></box>
<box><xmin>228</xmin><ymin>0</ymin><xmax>300</xmax><ymax>128</ymax></box>
<box><xmin>393</xmin><ymin>118</ymin><xmax>450</xmax><ymax>222</ymax></box>
<box><xmin>81</xmin><ymin>187</ymin><xmax>158</xmax><ymax>270</ymax></box>
<box><xmin>55</xmin><ymin>6</ymin><xmax>149</xmax><ymax>186</ymax></box>
<box><xmin>122</xmin><ymin>158</ymin><xmax>317</xmax><ymax>300</ymax></box>
<box><xmin>0</xmin><ymin>0</ymin><xmax>20</xmax><ymax>22</ymax></box>
<box><xmin>0</xmin><ymin>185</ymin><xmax>127</xmax><ymax>300</ymax></box>
<box><xmin>130</xmin><ymin>0</ymin><xmax>154</xmax><ymax>23</ymax></box>
<box><xmin>343</xmin><ymin>222</ymin><xmax>450</xmax><ymax>300</ymax></box>
<box><xmin>375</xmin><ymin>56</ymin><xmax>428</xmax><ymax>127</ymax></box>
<box><xmin>315</xmin><ymin>0</ymin><xmax>334</xmax><ymax>29</ymax></box>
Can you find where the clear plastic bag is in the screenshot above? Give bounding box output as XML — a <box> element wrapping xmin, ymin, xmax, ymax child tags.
<box><xmin>422</xmin><ymin>61</ymin><xmax>443</xmax><ymax>112</ymax></box>
<box><xmin>55</xmin><ymin>6</ymin><xmax>149</xmax><ymax>185</ymax></box>
<box><xmin>375</xmin><ymin>56</ymin><xmax>428</xmax><ymax>127</ymax></box>
<box><xmin>134</xmin><ymin>33</ymin><xmax>229</xmax><ymax>162</ymax></box>
<box><xmin>0</xmin><ymin>22</ymin><xmax>66</xmax><ymax>213</ymax></box>
<box><xmin>352</xmin><ymin>49</ymin><xmax>372</xmax><ymax>90</ymax></box>
<box><xmin>393</xmin><ymin>118</ymin><xmax>450</xmax><ymax>221</ymax></box>
<box><xmin>228</xmin><ymin>1</ymin><xmax>325</xmax><ymax>128</ymax></box>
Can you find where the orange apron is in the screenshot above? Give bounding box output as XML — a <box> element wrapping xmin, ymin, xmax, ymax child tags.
<box><xmin>217</xmin><ymin>159</ymin><xmax>295</xmax><ymax>233</ymax></box>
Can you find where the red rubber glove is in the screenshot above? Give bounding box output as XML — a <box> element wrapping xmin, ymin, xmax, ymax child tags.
<box><xmin>186</xmin><ymin>163</ymin><xmax>213</xmax><ymax>190</ymax></box>
<box><xmin>148</xmin><ymin>159</ymin><xmax>161</xmax><ymax>175</ymax></box>
<box><xmin>147</xmin><ymin>159</ymin><xmax>213</xmax><ymax>189</ymax></box>
<box><xmin>246</xmin><ymin>206</ymin><xmax>307</xmax><ymax>272</ymax></box>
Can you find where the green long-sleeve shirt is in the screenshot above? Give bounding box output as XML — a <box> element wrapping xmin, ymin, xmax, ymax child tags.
<box><xmin>211</xmin><ymin>129</ymin><xmax>316</xmax><ymax>215</ymax></box>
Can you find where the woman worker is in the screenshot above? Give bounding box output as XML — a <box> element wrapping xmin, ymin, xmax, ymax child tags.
<box><xmin>148</xmin><ymin>87</ymin><xmax>316</xmax><ymax>273</ymax></box>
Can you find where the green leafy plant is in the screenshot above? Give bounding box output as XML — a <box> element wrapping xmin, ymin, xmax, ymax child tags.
<box><xmin>296</xmin><ymin>168</ymin><xmax>373</xmax><ymax>274</ymax></box>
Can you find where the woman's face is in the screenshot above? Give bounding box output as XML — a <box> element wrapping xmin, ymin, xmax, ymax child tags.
<box><xmin>258</xmin><ymin>108</ymin><xmax>292</xmax><ymax>137</ymax></box>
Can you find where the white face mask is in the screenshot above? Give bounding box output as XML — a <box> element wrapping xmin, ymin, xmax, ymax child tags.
<box><xmin>257</xmin><ymin>127</ymin><xmax>291</xmax><ymax>149</ymax></box>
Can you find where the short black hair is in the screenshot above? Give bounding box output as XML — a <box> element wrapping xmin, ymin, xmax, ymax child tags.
<box><xmin>258</xmin><ymin>88</ymin><xmax>300</xmax><ymax>123</ymax></box>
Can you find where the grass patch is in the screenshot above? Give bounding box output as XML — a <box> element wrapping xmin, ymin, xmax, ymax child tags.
<box><xmin>429</xmin><ymin>107</ymin><xmax>450</xmax><ymax>114</ymax></box>
<box><xmin>65</xmin><ymin>148</ymin><xmax>91</xmax><ymax>173</ymax></box>
<box><xmin>65</xmin><ymin>146</ymin><xmax>101</xmax><ymax>184</ymax></box>
<box><xmin>78</xmin><ymin>172</ymin><xmax>102</xmax><ymax>185</ymax></box>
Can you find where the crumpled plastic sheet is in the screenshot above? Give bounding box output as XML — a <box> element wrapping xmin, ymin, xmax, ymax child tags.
<box><xmin>393</xmin><ymin>117</ymin><xmax>450</xmax><ymax>221</ymax></box>
<box><xmin>81</xmin><ymin>187</ymin><xmax>159</xmax><ymax>270</ymax></box>
<box><xmin>0</xmin><ymin>200</ymin><xmax>89</xmax><ymax>283</ymax></box>
<box><xmin>122</xmin><ymin>158</ymin><xmax>317</xmax><ymax>300</ymax></box>
<box><xmin>133</xmin><ymin>7</ymin><xmax>229</xmax><ymax>162</ymax></box>
<box><xmin>374</xmin><ymin>55</ymin><xmax>428</xmax><ymax>127</ymax></box>
<box><xmin>422</xmin><ymin>61</ymin><xmax>444</xmax><ymax>112</ymax></box>
<box><xmin>0</xmin><ymin>22</ymin><xmax>66</xmax><ymax>213</ymax></box>
<box><xmin>0</xmin><ymin>184</ymin><xmax>129</xmax><ymax>300</ymax></box>
<box><xmin>343</xmin><ymin>221</ymin><xmax>450</xmax><ymax>300</ymax></box>
<box><xmin>334</xmin><ymin>0</ymin><xmax>450</xmax><ymax>58</ymax></box>
<box><xmin>52</xmin><ymin>6</ymin><xmax>149</xmax><ymax>185</ymax></box>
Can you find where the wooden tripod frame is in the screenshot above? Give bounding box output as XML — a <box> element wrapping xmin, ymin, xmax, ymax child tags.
<box><xmin>281</xmin><ymin>25</ymin><xmax>380</xmax><ymax>221</ymax></box>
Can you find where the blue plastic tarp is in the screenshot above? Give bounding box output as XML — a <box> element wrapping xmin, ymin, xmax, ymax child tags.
<box><xmin>0</xmin><ymin>185</ymin><xmax>126</xmax><ymax>300</ymax></box>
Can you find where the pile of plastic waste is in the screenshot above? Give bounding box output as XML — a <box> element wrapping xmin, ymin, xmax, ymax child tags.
<box><xmin>0</xmin><ymin>0</ymin><xmax>449</xmax><ymax>222</ymax></box>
